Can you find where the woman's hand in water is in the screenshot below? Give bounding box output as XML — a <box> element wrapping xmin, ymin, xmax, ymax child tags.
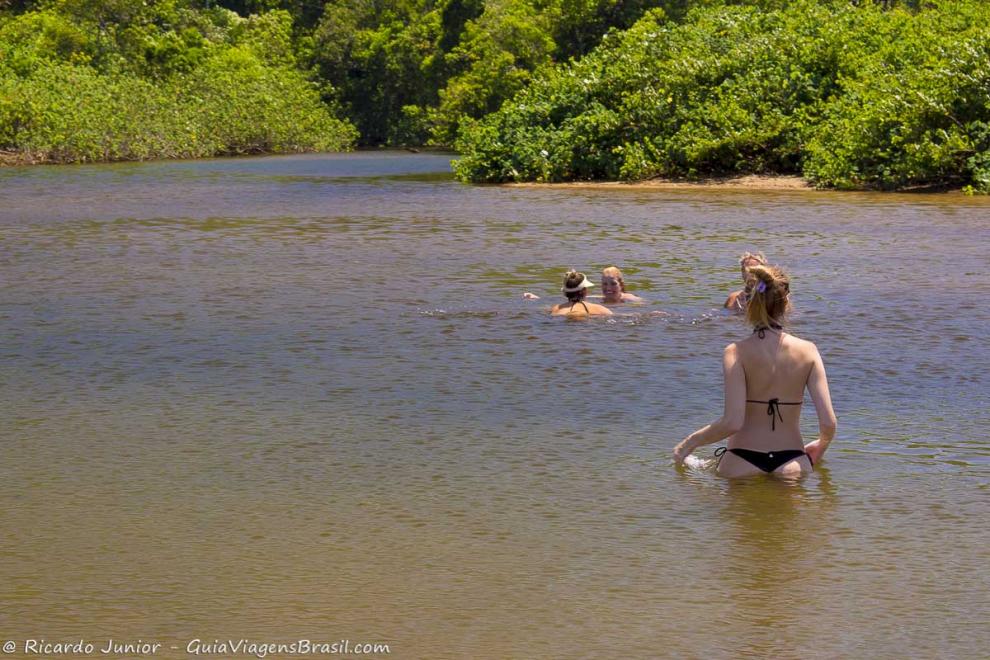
<box><xmin>804</xmin><ymin>438</ymin><xmax>828</xmax><ymax>466</ymax></box>
<box><xmin>673</xmin><ymin>439</ymin><xmax>692</xmax><ymax>466</ymax></box>
<box><xmin>522</xmin><ymin>292</ymin><xmax>540</xmax><ymax>300</ymax></box>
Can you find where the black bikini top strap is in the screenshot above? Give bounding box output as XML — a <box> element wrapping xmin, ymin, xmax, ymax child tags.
<box><xmin>745</xmin><ymin>397</ymin><xmax>799</xmax><ymax>431</ymax></box>
<box><xmin>754</xmin><ymin>322</ymin><xmax>783</xmax><ymax>339</ymax></box>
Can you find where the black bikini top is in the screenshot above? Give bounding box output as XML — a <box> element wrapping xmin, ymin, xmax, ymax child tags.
<box><xmin>746</xmin><ymin>321</ymin><xmax>804</xmax><ymax>431</ymax></box>
<box><xmin>746</xmin><ymin>398</ymin><xmax>802</xmax><ymax>431</ymax></box>
<box><xmin>572</xmin><ymin>300</ymin><xmax>590</xmax><ymax>313</ymax></box>
<box><xmin>748</xmin><ymin>322</ymin><xmax>800</xmax><ymax>429</ymax></box>
<box><xmin>753</xmin><ymin>322</ymin><xmax>783</xmax><ymax>339</ymax></box>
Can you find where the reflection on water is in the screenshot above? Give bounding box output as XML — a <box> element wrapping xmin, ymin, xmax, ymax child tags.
<box><xmin>1</xmin><ymin>152</ymin><xmax>989</xmax><ymax>657</ymax></box>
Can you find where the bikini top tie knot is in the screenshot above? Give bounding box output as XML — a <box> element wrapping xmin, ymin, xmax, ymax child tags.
<box><xmin>746</xmin><ymin>396</ymin><xmax>802</xmax><ymax>431</ymax></box>
<box><xmin>765</xmin><ymin>398</ymin><xmax>783</xmax><ymax>431</ymax></box>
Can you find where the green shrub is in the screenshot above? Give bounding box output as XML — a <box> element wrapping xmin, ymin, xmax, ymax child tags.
<box><xmin>803</xmin><ymin>3</ymin><xmax>990</xmax><ymax>190</ymax></box>
<box><xmin>455</xmin><ymin>0</ymin><xmax>990</xmax><ymax>191</ymax></box>
<box><xmin>0</xmin><ymin>10</ymin><xmax>95</xmax><ymax>72</ymax></box>
<box><xmin>0</xmin><ymin>8</ymin><xmax>357</xmax><ymax>164</ymax></box>
<box><xmin>455</xmin><ymin>4</ymin><xmax>837</xmax><ymax>182</ymax></box>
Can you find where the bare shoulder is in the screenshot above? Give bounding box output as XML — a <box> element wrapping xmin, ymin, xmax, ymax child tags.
<box><xmin>784</xmin><ymin>333</ymin><xmax>821</xmax><ymax>358</ymax></box>
<box><xmin>551</xmin><ymin>302</ymin><xmax>612</xmax><ymax>317</ymax></box>
<box><xmin>592</xmin><ymin>303</ymin><xmax>614</xmax><ymax>316</ymax></box>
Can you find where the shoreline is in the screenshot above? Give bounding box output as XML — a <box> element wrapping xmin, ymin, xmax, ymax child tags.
<box><xmin>506</xmin><ymin>173</ymin><xmax>968</xmax><ymax>194</ymax></box>
<box><xmin>509</xmin><ymin>174</ymin><xmax>815</xmax><ymax>191</ymax></box>
<box><xmin>0</xmin><ymin>146</ymin><xmax>452</xmax><ymax>169</ymax></box>
<box><xmin>0</xmin><ymin>150</ymin><xmax>37</xmax><ymax>167</ymax></box>
<box><xmin>0</xmin><ymin>152</ymin><xmax>970</xmax><ymax>194</ymax></box>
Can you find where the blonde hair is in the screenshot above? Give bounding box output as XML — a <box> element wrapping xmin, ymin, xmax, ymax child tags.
<box><xmin>745</xmin><ymin>264</ymin><xmax>791</xmax><ymax>329</ymax></box>
<box><xmin>739</xmin><ymin>251</ymin><xmax>768</xmax><ymax>275</ymax></box>
<box><xmin>601</xmin><ymin>266</ymin><xmax>626</xmax><ymax>292</ymax></box>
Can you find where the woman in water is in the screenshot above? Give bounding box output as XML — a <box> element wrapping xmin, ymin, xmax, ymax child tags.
<box><xmin>525</xmin><ymin>266</ymin><xmax>643</xmax><ymax>303</ymax></box>
<box><xmin>724</xmin><ymin>252</ymin><xmax>768</xmax><ymax>312</ymax></box>
<box><xmin>673</xmin><ymin>264</ymin><xmax>836</xmax><ymax>477</ymax></box>
<box><xmin>599</xmin><ymin>266</ymin><xmax>644</xmax><ymax>304</ymax></box>
<box><xmin>551</xmin><ymin>270</ymin><xmax>613</xmax><ymax>317</ymax></box>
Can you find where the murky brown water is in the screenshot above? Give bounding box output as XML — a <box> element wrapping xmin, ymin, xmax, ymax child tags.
<box><xmin>2</xmin><ymin>152</ymin><xmax>989</xmax><ymax>658</ymax></box>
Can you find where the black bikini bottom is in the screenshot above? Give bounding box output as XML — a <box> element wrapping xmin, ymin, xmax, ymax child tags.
<box><xmin>715</xmin><ymin>447</ymin><xmax>811</xmax><ymax>473</ymax></box>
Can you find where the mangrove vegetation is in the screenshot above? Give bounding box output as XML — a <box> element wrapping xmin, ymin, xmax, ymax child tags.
<box><xmin>2</xmin><ymin>0</ymin><xmax>988</xmax><ymax>191</ymax></box>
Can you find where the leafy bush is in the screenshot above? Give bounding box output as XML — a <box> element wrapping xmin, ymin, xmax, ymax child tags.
<box><xmin>308</xmin><ymin>0</ymin><xmax>701</xmax><ymax>147</ymax></box>
<box><xmin>455</xmin><ymin>4</ymin><xmax>834</xmax><ymax>182</ymax></box>
<box><xmin>803</xmin><ymin>2</ymin><xmax>990</xmax><ymax>190</ymax></box>
<box><xmin>311</xmin><ymin>0</ymin><xmax>444</xmax><ymax>145</ymax></box>
<box><xmin>0</xmin><ymin>8</ymin><xmax>357</xmax><ymax>164</ymax></box>
<box><xmin>455</xmin><ymin>0</ymin><xmax>990</xmax><ymax>191</ymax></box>
<box><xmin>428</xmin><ymin>0</ymin><xmax>555</xmax><ymax>145</ymax></box>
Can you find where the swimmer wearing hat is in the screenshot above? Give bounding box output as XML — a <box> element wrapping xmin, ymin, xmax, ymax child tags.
<box><xmin>551</xmin><ymin>270</ymin><xmax>613</xmax><ymax>317</ymax></box>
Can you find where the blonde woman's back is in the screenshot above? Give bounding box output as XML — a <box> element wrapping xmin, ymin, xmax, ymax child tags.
<box><xmin>736</xmin><ymin>331</ymin><xmax>816</xmax><ymax>405</ymax></box>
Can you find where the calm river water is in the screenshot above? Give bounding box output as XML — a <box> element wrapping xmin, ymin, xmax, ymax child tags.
<box><xmin>1</xmin><ymin>153</ymin><xmax>988</xmax><ymax>658</ymax></box>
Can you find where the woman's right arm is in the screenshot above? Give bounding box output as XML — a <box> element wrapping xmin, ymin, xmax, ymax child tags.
<box><xmin>804</xmin><ymin>346</ymin><xmax>837</xmax><ymax>465</ymax></box>
<box><xmin>673</xmin><ymin>344</ymin><xmax>746</xmax><ymax>464</ymax></box>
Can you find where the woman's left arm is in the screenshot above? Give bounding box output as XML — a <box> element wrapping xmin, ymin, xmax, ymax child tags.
<box><xmin>673</xmin><ymin>344</ymin><xmax>747</xmax><ymax>465</ymax></box>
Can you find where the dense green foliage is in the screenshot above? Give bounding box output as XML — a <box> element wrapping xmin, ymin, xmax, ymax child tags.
<box><xmin>0</xmin><ymin>2</ymin><xmax>356</xmax><ymax>164</ymax></box>
<box><xmin>454</xmin><ymin>0</ymin><xmax>990</xmax><ymax>190</ymax></box>
<box><xmin>2</xmin><ymin>0</ymin><xmax>988</xmax><ymax>191</ymax></box>
<box><xmin>1</xmin><ymin>0</ymin><xmax>683</xmax><ymax>161</ymax></box>
<box><xmin>307</xmin><ymin>0</ymin><xmax>701</xmax><ymax>146</ymax></box>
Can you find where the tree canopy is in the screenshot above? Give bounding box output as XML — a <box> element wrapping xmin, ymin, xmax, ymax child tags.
<box><xmin>3</xmin><ymin>0</ymin><xmax>989</xmax><ymax>191</ymax></box>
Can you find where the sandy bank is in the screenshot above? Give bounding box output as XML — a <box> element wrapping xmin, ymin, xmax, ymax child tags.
<box><xmin>507</xmin><ymin>174</ymin><xmax>816</xmax><ymax>191</ymax></box>
<box><xmin>0</xmin><ymin>151</ymin><xmax>33</xmax><ymax>167</ymax></box>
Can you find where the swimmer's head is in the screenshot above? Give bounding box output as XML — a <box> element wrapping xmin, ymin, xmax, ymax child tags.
<box><xmin>601</xmin><ymin>266</ymin><xmax>626</xmax><ymax>302</ymax></box>
<box><xmin>745</xmin><ymin>264</ymin><xmax>790</xmax><ymax>329</ymax></box>
<box><xmin>739</xmin><ymin>251</ymin><xmax>768</xmax><ymax>281</ymax></box>
<box><xmin>562</xmin><ymin>270</ymin><xmax>593</xmax><ymax>302</ymax></box>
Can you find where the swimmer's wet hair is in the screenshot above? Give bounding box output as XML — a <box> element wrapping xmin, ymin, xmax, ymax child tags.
<box><xmin>739</xmin><ymin>251</ymin><xmax>768</xmax><ymax>272</ymax></box>
<box><xmin>745</xmin><ymin>264</ymin><xmax>791</xmax><ymax>329</ymax></box>
<box><xmin>563</xmin><ymin>270</ymin><xmax>589</xmax><ymax>302</ymax></box>
<box><xmin>601</xmin><ymin>266</ymin><xmax>626</xmax><ymax>292</ymax></box>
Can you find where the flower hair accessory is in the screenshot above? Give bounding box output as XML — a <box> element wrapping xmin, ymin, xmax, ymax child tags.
<box><xmin>755</xmin><ymin>280</ymin><xmax>767</xmax><ymax>294</ymax></box>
